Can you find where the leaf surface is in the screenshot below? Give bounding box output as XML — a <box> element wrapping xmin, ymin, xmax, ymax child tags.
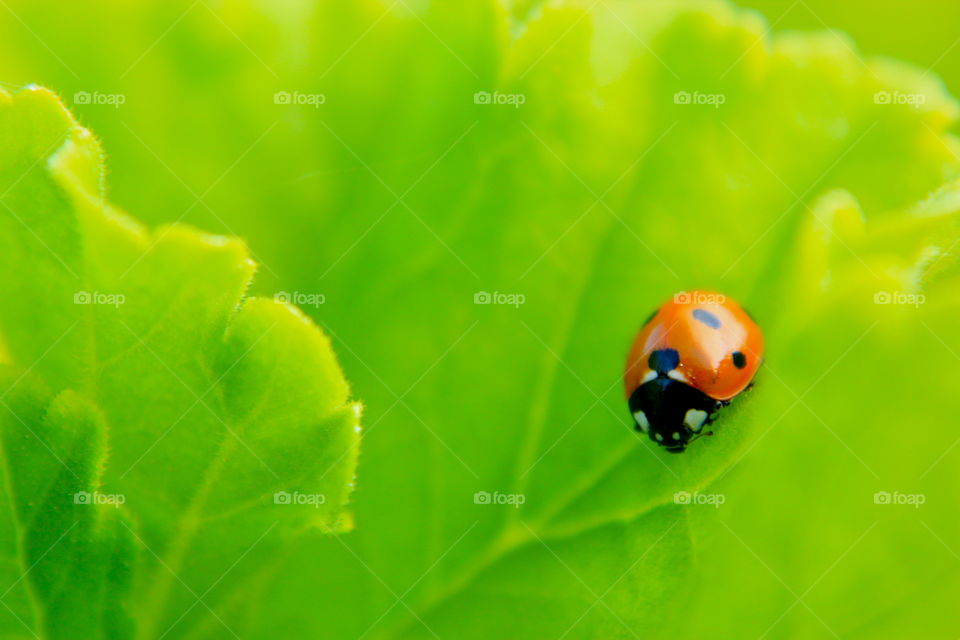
<box><xmin>1</xmin><ymin>0</ymin><xmax>959</xmax><ymax>637</ymax></box>
<box><xmin>0</xmin><ymin>87</ymin><xmax>361</xmax><ymax>639</ymax></box>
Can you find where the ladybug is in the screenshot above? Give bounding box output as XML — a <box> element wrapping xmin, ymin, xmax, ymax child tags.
<box><xmin>624</xmin><ymin>291</ymin><xmax>763</xmax><ymax>453</ymax></box>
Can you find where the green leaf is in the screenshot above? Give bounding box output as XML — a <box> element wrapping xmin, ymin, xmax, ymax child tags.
<box><xmin>0</xmin><ymin>86</ymin><xmax>361</xmax><ymax>638</ymax></box>
<box><xmin>0</xmin><ymin>377</ymin><xmax>135</xmax><ymax>639</ymax></box>
<box><xmin>251</xmin><ymin>3</ymin><xmax>960</xmax><ymax>639</ymax></box>
<box><xmin>2</xmin><ymin>0</ymin><xmax>960</xmax><ymax>637</ymax></box>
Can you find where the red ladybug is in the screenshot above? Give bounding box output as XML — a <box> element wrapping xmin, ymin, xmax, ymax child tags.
<box><xmin>624</xmin><ymin>291</ymin><xmax>763</xmax><ymax>452</ymax></box>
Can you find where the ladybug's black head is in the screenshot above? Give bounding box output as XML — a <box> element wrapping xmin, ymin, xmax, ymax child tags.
<box><xmin>628</xmin><ymin>357</ymin><xmax>720</xmax><ymax>452</ymax></box>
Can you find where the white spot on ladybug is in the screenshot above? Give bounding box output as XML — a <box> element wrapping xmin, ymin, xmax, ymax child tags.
<box><xmin>672</xmin><ymin>432</ymin><xmax>681</xmax><ymax>440</ymax></box>
<box><xmin>654</xmin><ymin>432</ymin><xmax>664</xmax><ymax>442</ymax></box>
<box><xmin>633</xmin><ymin>410</ymin><xmax>650</xmax><ymax>432</ymax></box>
<box><xmin>641</xmin><ymin>369</ymin><xmax>656</xmax><ymax>384</ymax></box>
<box><xmin>667</xmin><ymin>369</ymin><xmax>688</xmax><ymax>383</ymax></box>
<box><xmin>684</xmin><ymin>409</ymin><xmax>708</xmax><ymax>432</ymax></box>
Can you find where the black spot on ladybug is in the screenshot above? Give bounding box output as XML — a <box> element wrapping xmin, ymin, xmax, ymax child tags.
<box><xmin>692</xmin><ymin>308</ymin><xmax>721</xmax><ymax>329</ymax></box>
<box><xmin>648</xmin><ymin>348</ymin><xmax>680</xmax><ymax>374</ymax></box>
<box><xmin>732</xmin><ymin>351</ymin><xmax>747</xmax><ymax>369</ymax></box>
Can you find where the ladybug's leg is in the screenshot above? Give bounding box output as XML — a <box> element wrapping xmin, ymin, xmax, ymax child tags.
<box><xmin>688</xmin><ymin>400</ymin><xmax>726</xmax><ymax>443</ymax></box>
<box><xmin>687</xmin><ymin>430</ymin><xmax>714</xmax><ymax>444</ymax></box>
<box><xmin>705</xmin><ymin>400</ymin><xmax>726</xmax><ymax>426</ymax></box>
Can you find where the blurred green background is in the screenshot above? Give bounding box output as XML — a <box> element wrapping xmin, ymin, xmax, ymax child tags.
<box><xmin>2</xmin><ymin>0</ymin><xmax>960</xmax><ymax>638</ymax></box>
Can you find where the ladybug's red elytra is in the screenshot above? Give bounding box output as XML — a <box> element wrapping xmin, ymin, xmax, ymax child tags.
<box><xmin>624</xmin><ymin>291</ymin><xmax>763</xmax><ymax>453</ymax></box>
